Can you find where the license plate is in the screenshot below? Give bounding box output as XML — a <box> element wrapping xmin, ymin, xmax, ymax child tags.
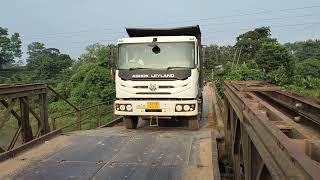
<box><xmin>146</xmin><ymin>102</ymin><xmax>160</xmax><ymax>109</ymax></box>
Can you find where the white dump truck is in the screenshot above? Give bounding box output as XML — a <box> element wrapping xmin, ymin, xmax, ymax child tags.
<box><xmin>114</xmin><ymin>25</ymin><xmax>204</xmax><ymax>129</ymax></box>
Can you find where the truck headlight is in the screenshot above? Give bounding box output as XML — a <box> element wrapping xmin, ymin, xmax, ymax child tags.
<box><xmin>119</xmin><ymin>105</ymin><xmax>126</xmax><ymax>111</ymax></box>
<box><xmin>176</xmin><ymin>105</ymin><xmax>182</xmax><ymax>112</ymax></box>
<box><xmin>126</xmin><ymin>104</ymin><xmax>132</xmax><ymax>111</ymax></box>
<box><xmin>175</xmin><ymin>104</ymin><xmax>196</xmax><ymax>112</ymax></box>
<box><xmin>183</xmin><ymin>105</ymin><xmax>190</xmax><ymax>111</ymax></box>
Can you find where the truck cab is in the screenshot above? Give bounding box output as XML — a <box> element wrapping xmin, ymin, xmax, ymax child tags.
<box><xmin>114</xmin><ymin>25</ymin><xmax>203</xmax><ymax>129</ymax></box>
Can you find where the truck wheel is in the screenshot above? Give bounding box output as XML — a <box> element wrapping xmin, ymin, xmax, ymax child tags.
<box><xmin>188</xmin><ymin>115</ymin><xmax>200</xmax><ymax>130</ymax></box>
<box><xmin>124</xmin><ymin>116</ymin><xmax>138</xmax><ymax>129</ymax></box>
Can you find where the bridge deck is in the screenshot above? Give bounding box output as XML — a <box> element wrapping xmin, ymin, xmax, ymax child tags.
<box><xmin>0</xmin><ymin>126</ymin><xmax>216</xmax><ymax>180</ymax></box>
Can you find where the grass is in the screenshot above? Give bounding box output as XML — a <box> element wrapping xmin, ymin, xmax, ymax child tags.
<box><xmin>288</xmin><ymin>87</ymin><xmax>320</xmax><ymax>99</ymax></box>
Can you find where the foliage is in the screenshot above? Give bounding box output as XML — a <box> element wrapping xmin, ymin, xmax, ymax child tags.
<box><xmin>48</xmin><ymin>101</ymin><xmax>73</xmax><ymax>115</ymax></box>
<box><xmin>79</xmin><ymin>43</ymin><xmax>116</xmax><ymax>68</ymax></box>
<box><xmin>215</xmin><ymin>61</ymin><xmax>266</xmax><ymax>95</ymax></box>
<box><xmin>0</xmin><ymin>27</ymin><xmax>22</xmax><ymax>68</ymax></box>
<box><xmin>294</xmin><ymin>58</ymin><xmax>320</xmax><ymax>78</ymax></box>
<box><xmin>48</xmin><ymin>43</ymin><xmax>116</xmax><ymax>113</ymax></box>
<box><xmin>255</xmin><ymin>42</ymin><xmax>294</xmax><ymax>83</ymax></box>
<box><xmin>291</xmin><ymin>75</ymin><xmax>320</xmax><ymax>89</ymax></box>
<box><xmin>0</xmin><ymin>67</ymin><xmax>32</xmax><ymax>83</ymax></box>
<box><xmin>288</xmin><ymin>75</ymin><xmax>320</xmax><ymax>98</ymax></box>
<box><xmin>204</xmin><ymin>45</ymin><xmax>234</xmax><ymax>69</ymax></box>
<box><xmin>26</xmin><ymin>42</ymin><xmax>74</xmax><ymax>81</ymax></box>
<box><xmin>266</xmin><ymin>66</ymin><xmax>290</xmax><ymax>86</ymax></box>
<box><xmin>211</xmin><ymin>27</ymin><xmax>319</xmax><ymax>99</ymax></box>
<box><xmin>285</xmin><ymin>40</ymin><xmax>320</xmax><ymax>61</ymax></box>
<box><xmin>235</xmin><ymin>27</ymin><xmax>277</xmax><ymax>61</ymax></box>
<box><xmin>68</xmin><ymin>63</ymin><xmax>115</xmax><ymax>106</ymax></box>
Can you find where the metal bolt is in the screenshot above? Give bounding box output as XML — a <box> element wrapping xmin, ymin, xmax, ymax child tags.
<box><xmin>293</xmin><ymin>116</ymin><xmax>301</xmax><ymax>123</ymax></box>
<box><xmin>295</xmin><ymin>103</ymin><xmax>302</xmax><ymax>108</ymax></box>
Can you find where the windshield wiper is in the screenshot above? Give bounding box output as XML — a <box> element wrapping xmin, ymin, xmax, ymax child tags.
<box><xmin>129</xmin><ymin>67</ymin><xmax>151</xmax><ymax>70</ymax></box>
<box><xmin>166</xmin><ymin>66</ymin><xmax>190</xmax><ymax>70</ymax></box>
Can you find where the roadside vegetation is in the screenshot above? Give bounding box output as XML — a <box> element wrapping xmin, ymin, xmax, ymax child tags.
<box><xmin>204</xmin><ymin>27</ymin><xmax>320</xmax><ymax>98</ymax></box>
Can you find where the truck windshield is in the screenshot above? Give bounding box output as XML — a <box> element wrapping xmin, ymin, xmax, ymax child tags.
<box><xmin>117</xmin><ymin>42</ymin><xmax>195</xmax><ymax>69</ymax></box>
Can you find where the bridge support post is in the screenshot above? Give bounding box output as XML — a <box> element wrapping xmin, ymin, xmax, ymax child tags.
<box><xmin>241</xmin><ymin>124</ymin><xmax>251</xmax><ymax>180</ymax></box>
<box><xmin>232</xmin><ymin>119</ymin><xmax>241</xmax><ymax>180</ymax></box>
<box><xmin>39</xmin><ymin>93</ymin><xmax>50</xmax><ymax>134</ymax></box>
<box><xmin>20</xmin><ymin>97</ymin><xmax>33</xmax><ymax>143</ymax></box>
<box><xmin>224</xmin><ymin>101</ymin><xmax>232</xmax><ymax>159</ymax></box>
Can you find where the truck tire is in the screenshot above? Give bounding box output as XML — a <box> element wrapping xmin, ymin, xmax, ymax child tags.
<box><xmin>188</xmin><ymin>115</ymin><xmax>200</xmax><ymax>130</ymax></box>
<box><xmin>124</xmin><ymin>116</ymin><xmax>138</xmax><ymax>129</ymax></box>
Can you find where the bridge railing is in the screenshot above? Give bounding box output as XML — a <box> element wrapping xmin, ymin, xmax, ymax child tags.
<box><xmin>0</xmin><ymin>84</ymin><xmax>116</xmax><ymax>153</ymax></box>
<box><xmin>0</xmin><ymin>84</ymin><xmax>50</xmax><ymax>152</ymax></box>
<box><xmin>50</xmin><ymin>101</ymin><xmax>114</xmax><ymax>132</ymax></box>
<box><xmin>47</xmin><ymin>85</ymin><xmax>115</xmax><ymax>132</ymax></box>
<box><xmin>48</xmin><ymin>86</ymin><xmax>113</xmax><ymax>131</ymax></box>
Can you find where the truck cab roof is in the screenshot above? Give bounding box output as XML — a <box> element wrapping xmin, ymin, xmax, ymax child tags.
<box><xmin>117</xmin><ymin>36</ymin><xmax>197</xmax><ymax>44</ymax></box>
<box><xmin>125</xmin><ymin>25</ymin><xmax>201</xmax><ymax>40</ymax></box>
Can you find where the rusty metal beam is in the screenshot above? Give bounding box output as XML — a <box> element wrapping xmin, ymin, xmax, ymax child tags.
<box><xmin>47</xmin><ymin>86</ymin><xmax>79</xmax><ymax>111</ymax></box>
<box><xmin>224</xmin><ymin>81</ymin><xmax>320</xmax><ymax>179</ymax></box>
<box><xmin>257</xmin><ymin>90</ymin><xmax>320</xmax><ymax>126</ymax></box>
<box><xmin>0</xmin><ymin>84</ymin><xmax>51</xmax><ymax>154</ymax></box>
<box><xmin>7</xmin><ymin>127</ymin><xmax>21</xmax><ymax>150</ymax></box>
<box><xmin>39</xmin><ymin>93</ymin><xmax>50</xmax><ymax>134</ymax></box>
<box><xmin>21</xmin><ymin>97</ymin><xmax>41</xmax><ymax>124</ymax></box>
<box><xmin>0</xmin><ymin>98</ymin><xmax>16</xmax><ymax>129</ymax></box>
<box><xmin>0</xmin><ymin>129</ymin><xmax>62</xmax><ymax>162</ymax></box>
<box><xmin>230</xmin><ymin>80</ymin><xmax>282</xmax><ymax>92</ymax></box>
<box><xmin>0</xmin><ymin>84</ymin><xmax>47</xmax><ymax>99</ymax></box>
<box><xmin>0</xmin><ymin>99</ymin><xmax>22</xmax><ymax>125</ymax></box>
<box><xmin>19</xmin><ymin>97</ymin><xmax>33</xmax><ymax>143</ymax></box>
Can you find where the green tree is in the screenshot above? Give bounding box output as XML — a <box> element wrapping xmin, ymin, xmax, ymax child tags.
<box><xmin>68</xmin><ymin>63</ymin><xmax>115</xmax><ymax>106</ymax></box>
<box><xmin>0</xmin><ymin>27</ymin><xmax>22</xmax><ymax>68</ymax></box>
<box><xmin>215</xmin><ymin>61</ymin><xmax>266</xmax><ymax>95</ymax></box>
<box><xmin>26</xmin><ymin>42</ymin><xmax>73</xmax><ymax>80</ymax></box>
<box><xmin>235</xmin><ymin>27</ymin><xmax>276</xmax><ymax>61</ymax></box>
<box><xmin>51</xmin><ymin>43</ymin><xmax>116</xmax><ymax>108</ymax></box>
<box><xmin>285</xmin><ymin>40</ymin><xmax>320</xmax><ymax>61</ymax></box>
<box><xmin>295</xmin><ymin>58</ymin><xmax>320</xmax><ymax>78</ymax></box>
<box><xmin>205</xmin><ymin>45</ymin><xmax>234</xmax><ymax>69</ymax></box>
<box><xmin>255</xmin><ymin>42</ymin><xmax>294</xmax><ymax>83</ymax></box>
<box><xmin>79</xmin><ymin>43</ymin><xmax>116</xmax><ymax>68</ymax></box>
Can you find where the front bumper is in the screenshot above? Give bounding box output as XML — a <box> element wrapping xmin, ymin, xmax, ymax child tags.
<box><xmin>114</xmin><ymin>99</ymin><xmax>198</xmax><ymax>116</ymax></box>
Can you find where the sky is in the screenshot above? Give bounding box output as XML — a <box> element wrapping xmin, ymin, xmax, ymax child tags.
<box><xmin>1</xmin><ymin>0</ymin><xmax>320</xmax><ymax>60</ymax></box>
